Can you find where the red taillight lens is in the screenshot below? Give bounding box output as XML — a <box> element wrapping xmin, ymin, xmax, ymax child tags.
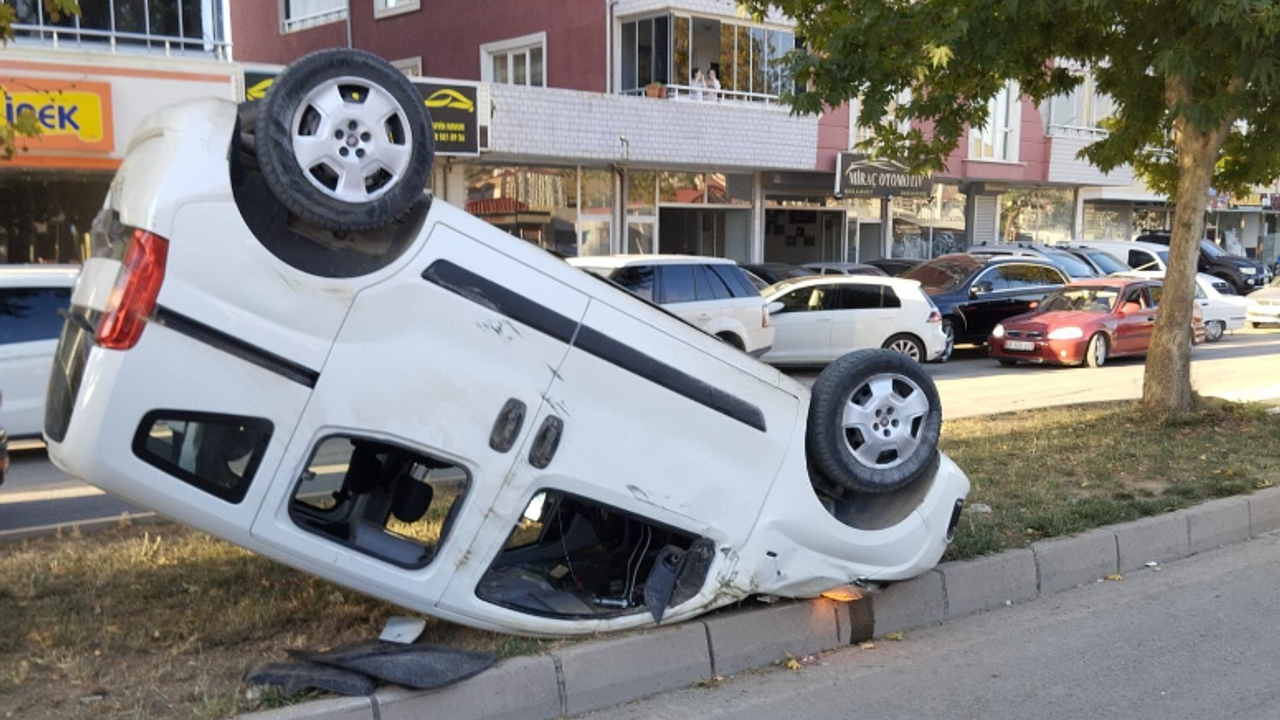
<box><xmin>927</xmin><ymin>310</ymin><xmax>942</xmax><ymax>324</ymax></box>
<box><xmin>96</xmin><ymin>230</ymin><xmax>169</xmax><ymax>350</ymax></box>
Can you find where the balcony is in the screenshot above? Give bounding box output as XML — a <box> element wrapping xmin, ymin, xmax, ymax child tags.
<box><xmin>7</xmin><ymin>0</ymin><xmax>231</xmax><ymax>59</ymax></box>
<box><xmin>618</xmin><ymin>13</ymin><xmax>797</xmax><ymax>106</ymax></box>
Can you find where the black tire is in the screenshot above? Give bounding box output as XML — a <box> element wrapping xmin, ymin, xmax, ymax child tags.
<box><xmin>881</xmin><ymin>333</ymin><xmax>925</xmax><ymax>362</ymax></box>
<box><xmin>937</xmin><ymin>319</ymin><xmax>956</xmax><ymax>363</ymax></box>
<box><xmin>1085</xmin><ymin>332</ymin><xmax>1108</xmax><ymax>368</ymax></box>
<box><xmin>997</xmin><ymin>358</ymin><xmax>1018</xmax><ymax>367</ymax></box>
<box><xmin>806</xmin><ymin>349</ymin><xmax>943</xmax><ymax>493</ymax></box>
<box><xmin>1205</xmin><ymin>320</ymin><xmax>1225</xmax><ymax>343</ymax></box>
<box><xmin>257</xmin><ymin>48</ymin><xmax>433</xmax><ymax>232</ymax></box>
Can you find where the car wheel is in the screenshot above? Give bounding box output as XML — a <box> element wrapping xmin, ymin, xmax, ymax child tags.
<box><xmin>1085</xmin><ymin>332</ymin><xmax>1108</xmax><ymax>368</ymax></box>
<box><xmin>257</xmin><ymin>48</ymin><xmax>434</xmax><ymax>232</ymax></box>
<box><xmin>937</xmin><ymin>319</ymin><xmax>956</xmax><ymax>363</ymax></box>
<box><xmin>881</xmin><ymin>333</ymin><xmax>925</xmax><ymax>362</ymax></box>
<box><xmin>806</xmin><ymin>349</ymin><xmax>942</xmax><ymax>493</ymax></box>
<box><xmin>997</xmin><ymin>358</ymin><xmax>1017</xmax><ymax>367</ymax></box>
<box><xmin>1205</xmin><ymin>320</ymin><xmax>1225</xmax><ymax>343</ymax></box>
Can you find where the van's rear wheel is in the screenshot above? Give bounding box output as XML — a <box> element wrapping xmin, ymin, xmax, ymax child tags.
<box><xmin>807</xmin><ymin>350</ymin><xmax>942</xmax><ymax>493</ymax></box>
<box><xmin>257</xmin><ymin>49</ymin><xmax>433</xmax><ymax>232</ymax></box>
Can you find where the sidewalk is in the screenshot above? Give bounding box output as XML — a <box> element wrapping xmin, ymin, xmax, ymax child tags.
<box><xmin>240</xmin><ymin>486</ymin><xmax>1280</xmax><ymax>720</ymax></box>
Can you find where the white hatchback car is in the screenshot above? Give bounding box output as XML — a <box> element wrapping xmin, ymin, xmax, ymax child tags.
<box><xmin>1119</xmin><ymin>271</ymin><xmax>1248</xmax><ymax>342</ymax></box>
<box><xmin>566</xmin><ymin>255</ymin><xmax>774</xmax><ymax>356</ymax></box>
<box><xmin>44</xmin><ymin>49</ymin><xmax>968</xmax><ymax>637</ymax></box>
<box><xmin>0</xmin><ymin>265</ymin><xmax>78</xmax><ymax>438</ymax></box>
<box><xmin>761</xmin><ymin>275</ymin><xmax>947</xmax><ymax>364</ymax></box>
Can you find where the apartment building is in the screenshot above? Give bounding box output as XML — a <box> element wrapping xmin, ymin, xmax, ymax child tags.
<box><xmin>0</xmin><ymin>0</ymin><xmax>240</xmax><ymax>264</ymax></box>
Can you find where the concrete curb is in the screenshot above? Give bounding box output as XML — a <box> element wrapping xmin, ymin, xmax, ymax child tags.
<box><xmin>239</xmin><ymin>486</ymin><xmax>1280</xmax><ymax>720</ymax></box>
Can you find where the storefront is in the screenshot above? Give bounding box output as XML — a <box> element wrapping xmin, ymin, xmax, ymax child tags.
<box><xmin>0</xmin><ymin>50</ymin><xmax>239</xmax><ymax>265</ymax></box>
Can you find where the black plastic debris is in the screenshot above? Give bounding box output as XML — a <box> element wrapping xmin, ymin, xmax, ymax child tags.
<box><xmin>300</xmin><ymin>641</ymin><xmax>496</xmax><ymax>690</ymax></box>
<box><xmin>245</xmin><ymin>661</ymin><xmax>376</xmax><ymax>697</ymax></box>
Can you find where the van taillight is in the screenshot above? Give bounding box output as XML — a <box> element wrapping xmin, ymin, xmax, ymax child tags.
<box><xmin>96</xmin><ymin>229</ymin><xmax>169</xmax><ymax>350</ymax></box>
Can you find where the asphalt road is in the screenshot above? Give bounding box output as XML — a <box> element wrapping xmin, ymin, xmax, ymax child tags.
<box><xmin>595</xmin><ymin>531</ymin><xmax>1280</xmax><ymax>720</ymax></box>
<box><xmin>3</xmin><ymin>327</ymin><xmax>1278</xmax><ymax>537</ymax></box>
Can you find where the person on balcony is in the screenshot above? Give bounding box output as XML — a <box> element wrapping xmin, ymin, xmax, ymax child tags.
<box><xmin>691</xmin><ymin>68</ymin><xmax>705</xmax><ymax>101</ymax></box>
<box><xmin>706</xmin><ymin>68</ymin><xmax>721</xmax><ymax>102</ymax></box>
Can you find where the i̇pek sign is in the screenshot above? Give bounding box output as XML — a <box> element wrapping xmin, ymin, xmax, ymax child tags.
<box><xmin>0</xmin><ymin>77</ymin><xmax>114</xmax><ymax>153</ymax></box>
<box><xmin>835</xmin><ymin>153</ymin><xmax>932</xmax><ymax>199</ymax></box>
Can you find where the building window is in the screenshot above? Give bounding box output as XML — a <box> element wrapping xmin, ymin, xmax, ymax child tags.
<box><xmin>374</xmin><ymin>0</ymin><xmax>420</xmax><ymax>20</ymax></box>
<box><xmin>970</xmin><ymin>81</ymin><xmax>1021</xmax><ymax>161</ymax></box>
<box><xmin>281</xmin><ymin>0</ymin><xmax>348</xmax><ymax>33</ymax></box>
<box><xmin>1043</xmin><ymin>72</ymin><xmax>1115</xmax><ymax>134</ymax></box>
<box><xmin>9</xmin><ymin>0</ymin><xmax>228</xmax><ymax>56</ymax></box>
<box><xmin>391</xmin><ymin>57</ymin><xmax>422</xmax><ymax>77</ymax></box>
<box><xmin>849</xmin><ymin>90</ymin><xmax>912</xmax><ymax>148</ymax></box>
<box><xmin>638</xmin><ymin>14</ymin><xmax>795</xmax><ymax>101</ymax></box>
<box><xmin>481</xmin><ymin>33</ymin><xmax>547</xmax><ymax>88</ymax></box>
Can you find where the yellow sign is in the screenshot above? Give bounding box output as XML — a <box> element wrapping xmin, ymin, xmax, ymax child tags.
<box><xmin>424</xmin><ymin>88</ymin><xmax>474</xmax><ymax>113</ymax></box>
<box><xmin>1</xmin><ymin>78</ymin><xmax>113</xmax><ymax>152</ymax></box>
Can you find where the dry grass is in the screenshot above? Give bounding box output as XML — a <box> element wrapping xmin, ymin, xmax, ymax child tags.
<box><xmin>0</xmin><ymin>523</ymin><xmax>555</xmax><ymax>720</ymax></box>
<box><xmin>939</xmin><ymin>398</ymin><xmax>1280</xmax><ymax>560</ymax></box>
<box><xmin>3</xmin><ymin>399</ymin><xmax>1276</xmax><ymax>717</ymax></box>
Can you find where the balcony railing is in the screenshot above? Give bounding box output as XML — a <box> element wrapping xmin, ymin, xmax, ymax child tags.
<box><xmin>281</xmin><ymin>6</ymin><xmax>349</xmax><ymax>33</ymax></box>
<box><xmin>621</xmin><ymin>84</ymin><xmax>788</xmax><ymax>107</ymax></box>
<box><xmin>1045</xmin><ymin>123</ymin><xmax>1109</xmax><ymax>139</ymax></box>
<box><xmin>10</xmin><ymin>23</ymin><xmax>231</xmax><ymax>59</ymax></box>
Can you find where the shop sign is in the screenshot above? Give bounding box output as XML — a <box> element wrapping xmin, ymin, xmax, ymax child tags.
<box><xmin>835</xmin><ymin>153</ymin><xmax>931</xmax><ymax>199</ymax></box>
<box><xmin>414</xmin><ymin>81</ymin><xmax>479</xmax><ymax>156</ymax></box>
<box><xmin>240</xmin><ymin>70</ymin><xmax>480</xmax><ymax>157</ymax></box>
<box><xmin>1</xmin><ymin>77</ymin><xmax>113</xmax><ymax>153</ymax></box>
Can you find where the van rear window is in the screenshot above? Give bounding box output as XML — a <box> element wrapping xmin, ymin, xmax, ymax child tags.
<box><xmin>0</xmin><ymin>287</ymin><xmax>70</xmax><ymax>344</ymax></box>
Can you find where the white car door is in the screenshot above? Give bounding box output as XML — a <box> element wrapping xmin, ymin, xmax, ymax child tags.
<box><xmin>0</xmin><ymin>286</ymin><xmax>70</xmax><ymax>437</ymax></box>
<box><xmin>829</xmin><ymin>284</ymin><xmax>894</xmax><ymax>356</ymax></box>
<box><xmin>764</xmin><ymin>284</ymin><xmax>834</xmax><ymax>364</ymax></box>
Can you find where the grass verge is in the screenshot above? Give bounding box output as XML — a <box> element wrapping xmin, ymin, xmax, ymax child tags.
<box><xmin>2</xmin><ymin>399</ymin><xmax>1276</xmax><ymax>718</ymax></box>
<box><xmin>939</xmin><ymin>398</ymin><xmax>1280</xmax><ymax>560</ymax></box>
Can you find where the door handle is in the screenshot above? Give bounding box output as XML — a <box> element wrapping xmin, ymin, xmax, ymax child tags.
<box><xmin>1199</xmin><ymin>301</ymin><xmax>1209</xmax><ymax>306</ymax></box>
<box><xmin>816</xmin><ymin>318</ymin><xmax>831</xmax><ymax>323</ymax></box>
<box><xmin>696</xmin><ymin>312</ymin><xmax>713</xmax><ymax>320</ymax></box>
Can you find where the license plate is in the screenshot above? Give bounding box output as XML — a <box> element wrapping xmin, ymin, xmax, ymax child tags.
<box><xmin>1005</xmin><ymin>340</ymin><xmax>1035</xmax><ymax>351</ymax></box>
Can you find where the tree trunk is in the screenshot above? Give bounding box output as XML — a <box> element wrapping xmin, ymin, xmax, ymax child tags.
<box><xmin>1141</xmin><ymin>77</ymin><xmax>1235</xmax><ymax>412</ymax></box>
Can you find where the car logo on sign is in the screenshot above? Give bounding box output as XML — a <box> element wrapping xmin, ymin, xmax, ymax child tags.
<box><xmin>424</xmin><ymin>89</ymin><xmax>474</xmax><ymax>113</ymax></box>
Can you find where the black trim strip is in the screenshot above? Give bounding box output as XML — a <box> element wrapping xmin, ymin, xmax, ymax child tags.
<box><xmin>423</xmin><ymin>260</ymin><xmax>578</xmax><ymax>343</ymax></box>
<box><xmin>575</xmin><ymin>327</ymin><xmax>767</xmax><ymax>432</ymax></box>
<box><xmin>152</xmin><ymin>307</ymin><xmax>320</xmax><ymax>388</ymax></box>
<box><xmin>422</xmin><ymin>260</ymin><xmax>767</xmax><ymax>433</ymax></box>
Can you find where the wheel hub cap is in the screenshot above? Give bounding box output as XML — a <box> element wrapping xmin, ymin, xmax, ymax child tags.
<box><xmin>840</xmin><ymin>373</ymin><xmax>929</xmax><ymax>470</ymax></box>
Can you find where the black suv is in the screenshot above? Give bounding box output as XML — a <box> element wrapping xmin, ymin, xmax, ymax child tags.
<box><xmin>1136</xmin><ymin>232</ymin><xmax>1273</xmax><ymax>294</ymax></box>
<box><xmin>902</xmin><ymin>254</ymin><xmax>1070</xmax><ymax>357</ymax></box>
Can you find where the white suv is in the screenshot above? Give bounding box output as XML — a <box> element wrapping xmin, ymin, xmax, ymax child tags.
<box><xmin>762</xmin><ymin>275</ymin><xmax>948</xmax><ymax>365</ymax></box>
<box><xmin>45</xmin><ymin>50</ymin><xmax>968</xmax><ymax>637</ymax></box>
<box><xmin>566</xmin><ymin>255</ymin><xmax>774</xmax><ymax>356</ymax></box>
<box><xmin>0</xmin><ymin>265</ymin><xmax>78</xmax><ymax>438</ymax></box>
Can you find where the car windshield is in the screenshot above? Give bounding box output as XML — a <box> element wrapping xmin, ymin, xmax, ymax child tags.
<box><xmin>1081</xmin><ymin>251</ymin><xmax>1130</xmax><ymax>274</ymax></box>
<box><xmin>1044</xmin><ymin>251</ymin><xmax>1095</xmax><ymax>278</ymax></box>
<box><xmin>901</xmin><ymin>257</ymin><xmax>979</xmax><ymax>293</ymax></box>
<box><xmin>1037</xmin><ymin>287</ymin><xmax>1120</xmax><ymax>314</ymax></box>
<box><xmin>1201</xmin><ymin>240</ymin><xmax>1228</xmax><ymax>258</ymax></box>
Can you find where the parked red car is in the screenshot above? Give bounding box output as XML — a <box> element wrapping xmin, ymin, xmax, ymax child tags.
<box><xmin>988</xmin><ymin>278</ymin><xmax>1205</xmax><ymax>367</ymax></box>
